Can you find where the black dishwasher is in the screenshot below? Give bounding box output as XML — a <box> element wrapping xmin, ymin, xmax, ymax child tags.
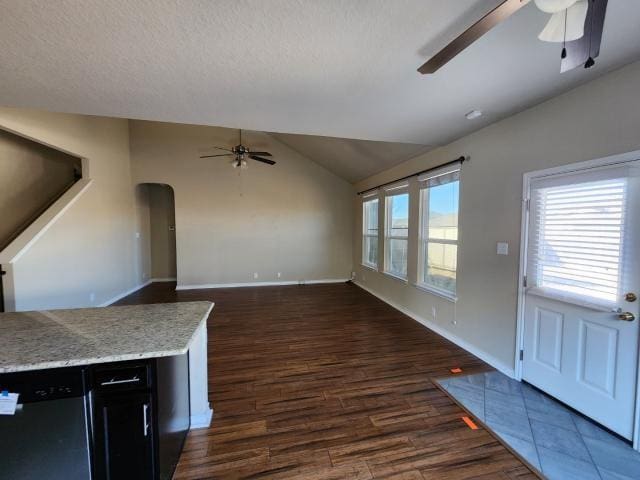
<box><xmin>88</xmin><ymin>354</ymin><xmax>190</xmax><ymax>480</ymax></box>
<box><xmin>0</xmin><ymin>367</ymin><xmax>92</xmax><ymax>480</ymax></box>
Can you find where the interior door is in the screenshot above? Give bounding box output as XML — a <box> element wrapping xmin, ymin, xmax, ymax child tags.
<box><xmin>522</xmin><ymin>160</ymin><xmax>640</xmax><ymax>440</ymax></box>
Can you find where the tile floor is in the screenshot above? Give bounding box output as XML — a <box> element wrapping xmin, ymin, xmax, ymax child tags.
<box><xmin>437</xmin><ymin>371</ymin><xmax>640</xmax><ymax>480</ymax></box>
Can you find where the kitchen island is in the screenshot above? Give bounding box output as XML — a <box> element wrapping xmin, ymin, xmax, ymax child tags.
<box><xmin>0</xmin><ymin>301</ymin><xmax>213</xmax><ymax>480</ymax></box>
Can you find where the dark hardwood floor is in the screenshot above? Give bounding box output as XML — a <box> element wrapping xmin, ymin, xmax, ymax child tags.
<box><xmin>117</xmin><ymin>282</ymin><xmax>535</xmax><ymax>479</ymax></box>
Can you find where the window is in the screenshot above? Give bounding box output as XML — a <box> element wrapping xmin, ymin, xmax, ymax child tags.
<box><xmin>528</xmin><ymin>168</ymin><xmax>630</xmax><ymax>307</ymax></box>
<box><xmin>418</xmin><ymin>165</ymin><xmax>460</xmax><ymax>297</ymax></box>
<box><xmin>384</xmin><ymin>188</ymin><xmax>409</xmax><ymax>279</ymax></box>
<box><xmin>362</xmin><ymin>196</ymin><xmax>379</xmax><ymax>268</ymax></box>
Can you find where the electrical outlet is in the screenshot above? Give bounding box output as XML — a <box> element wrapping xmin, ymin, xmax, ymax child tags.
<box><xmin>253</xmin><ymin>272</ymin><xmax>259</xmax><ymax>279</ymax></box>
<box><xmin>497</xmin><ymin>242</ymin><xmax>509</xmax><ymax>255</ymax></box>
<box><xmin>277</xmin><ymin>272</ymin><xmax>281</xmax><ymax>278</ymax></box>
<box><xmin>431</xmin><ymin>306</ymin><xmax>437</xmax><ymax>319</ymax></box>
<box><xmin>135</xmin><ymin>232</ymin><xmax>141</xmax><ymax>239</ymax></box>
<box><xmin>351</xmin><ymin>271</ymin><xmax>356</xmax><ymax>280</ymax></box>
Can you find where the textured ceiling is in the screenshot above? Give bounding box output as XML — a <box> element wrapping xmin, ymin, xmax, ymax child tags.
<box><xmin>272</xmin><ymin>133</ymin><xmax>431</xmax><ymax>183</ymax></box>
<box><xmin>1</xmin><ymin>0</ymin><xmax>639</xmax><ymax>148</ymax></box>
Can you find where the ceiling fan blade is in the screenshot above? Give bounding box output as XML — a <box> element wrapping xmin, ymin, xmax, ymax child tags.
<box><xmin>417</xmin><ymin>0</ymin><xmax>531</xmax><ymax>74</ymax></box>
<box><xmin>561</xmin><ymin>0</ymin><xmax>608</xmax><ymax>73</ymax></box>
<box><xmin>248</xmin><ymin>151</ymin><xmax>273</xmax><ymax>157</ymax></box>
<box><xmin>249</xmin><ymin>155</ymin><xmax>276</xmax><ymax>165</ymax></box>
<box><xmin>200</xmin><ymin>153</ymin><xmax>234</xmax><ymax>158</ymax></box>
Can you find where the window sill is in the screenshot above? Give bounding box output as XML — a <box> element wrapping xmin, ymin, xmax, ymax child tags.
<box><xmin>526</xmin><ymin>286</ymin><xmax>615</xmax><ymax>312</ymax></box>
<box><xmin>383</xmin><ymin>271</ymin><xmax>408</xmax><ymax>283</ymax></box>
<box><xmin>361</xmin><ymin>263</ymin><xmax>378</xmax><ymax>272</ymax></box>
<box><xmin>413</xmin><ymin>283</ymin><xmax>458</xmax><ymax>303</ymax></box>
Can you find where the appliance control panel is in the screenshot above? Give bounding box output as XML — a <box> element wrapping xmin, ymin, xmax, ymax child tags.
<box><xmin>0</xmin><ymin>367</ymin><xmax>86</xmax><ymax>403</ymax></box>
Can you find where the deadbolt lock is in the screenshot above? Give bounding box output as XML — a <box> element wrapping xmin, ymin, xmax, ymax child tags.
<box><xmin>618</xmin><ymin>312</ymin><xmax>635</xmax><ymax>322</ymax></box>
<box><xmin>624</xmin><ymin>292</ymin><xmax>637</xmax><ymax>302</ymax></box>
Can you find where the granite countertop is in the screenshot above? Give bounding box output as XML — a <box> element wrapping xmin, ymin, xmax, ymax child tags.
<box><xmin>0</xmin><ymin>301</ymin><xmax>214</xmax><ymax>373</ymax></box>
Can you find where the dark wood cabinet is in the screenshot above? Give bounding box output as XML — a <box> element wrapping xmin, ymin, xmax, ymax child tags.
<box><xmin>91</xmin><ymin>391</ymin><xmax>155</xmax><ymax>480</ymax></box>
<box><xmin>88</xmin><ymin>355</ymin><xmax>190</xmax><ymax>480</ymax></box>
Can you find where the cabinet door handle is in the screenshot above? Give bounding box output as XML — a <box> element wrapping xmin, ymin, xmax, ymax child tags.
<box><xmin>143</xmin><ymin>403</ymin><xmax>149</xmax><ymax>437</ymax></box>
<box><xmin>100</xmin><ymin>375</ymin><xmax>140</xmax><ymax>386</ymax></box>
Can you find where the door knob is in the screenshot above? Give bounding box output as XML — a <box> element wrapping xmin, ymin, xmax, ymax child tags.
<box><xmin>618</xmin><ymin>312</ymin><xmax>635</xmax><ymax>322</ymax></box>
<box><xmin>624</xmin><ymin>292</ymin><xmax>637</xmax><ymax>302</ymax></box>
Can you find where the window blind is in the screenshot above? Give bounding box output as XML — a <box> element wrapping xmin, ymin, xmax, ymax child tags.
<box><xmin>529</xmin><ymin>172</ymin><xmax>628</xmax><ymax>307</ymax></box>
<box><xmin>418</xmin><ymin>163</ymin><xmax>460</xmax><ymax>187</ymax></box>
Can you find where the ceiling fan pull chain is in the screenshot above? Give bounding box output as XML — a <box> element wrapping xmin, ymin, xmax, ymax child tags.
<box><xmin>561</xmin><ymin>9</ymin><xmax>568</xmax><ymax>59</ymax></box>
<box><xmin>584</xmin><ymin>0</ymin><xmax>596</xmax><ymax>68</ymax></box>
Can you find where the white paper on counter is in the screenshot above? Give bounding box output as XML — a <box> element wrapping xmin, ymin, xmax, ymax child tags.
<box><xmin>0</xmin><ymin>393</ymin><xmax>19</xmax><ymax>415</ymax></box>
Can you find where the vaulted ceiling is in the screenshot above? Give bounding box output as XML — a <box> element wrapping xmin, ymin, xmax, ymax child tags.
<box><xmin>1</xmin><ymin>0</ymin><xmax>639</xmax><ymax>180</ymax></box>
<box><xmin>271</xmin><ymin>133</ymin><xmax>432</xmax><ymax>183</ymax></box>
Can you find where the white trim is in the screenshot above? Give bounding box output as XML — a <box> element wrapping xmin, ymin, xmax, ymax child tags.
<box><xmin>0</xmin><ymin>179</ymin><xmax>93</xmax><ymax>263</ymax></box>
<box><xmin>98</xmin><ymin>280</ymin><xmax>153</xmax><ymax>307</ymax></box>
<box><xmin>515</xmin><ymin>149</ymin><xmax>640</xmax><ymax>451</ymax></box>
<box><xmin>383</xmin><ymin>181</ymin><xmax>409</xmax><ymax>193</ymax></box>
<box><xmin>97</xmin><ymin>278</ymin><xmax>178</xmax><ymax>306</ymax></box>
<box><xmin>515</xmin><ymin>174</ymin><xmax>529</xmax><ymax>381</ymax></box>
<box><xmin>190</xmin><ymin>407</ymin><xmax>213</xmax><ymax>429</ymax></box>
<box><xmin>382</xmin><ymin>271</ymin><xmax>408</xmax><ymax>283</ymax></box>
<box><xmin>176</xmin><ymin>278</ymin><xmax>349</xmax><ymax>291</ymax></box>
<box><xmin>354</xmin><ymin>281</ymin><xmax>515</xmax><ymax>378</ymax></box>
<box><xmin>526</xmin><ymin>286</ymin><xmax>616</xmax><ymax>313</ymax></box>
<box><xmin>361</xmin><ymin>189</ymin><xmax>379</xmax><ymax>199</ymax></box>
<box><xmin>417</xmin><ymin>162</ymin><xmax>461</xmax><ymax>182</ymax></box>
<box><xmin>413</xmin><ymin>282</ymin><xmax>457</xmax><ymax>303</ymax></box>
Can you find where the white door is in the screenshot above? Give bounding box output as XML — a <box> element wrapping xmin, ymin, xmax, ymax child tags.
<box><xmin>522</xmin><ymin>160</ymin><xmax>640</xmax><ymax>440</ymax></box>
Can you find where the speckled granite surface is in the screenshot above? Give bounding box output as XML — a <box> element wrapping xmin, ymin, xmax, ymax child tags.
<box><xmin>0</xmin><ymin>301</ymin><xmax>213</xmax><ymax>373</ymax></box>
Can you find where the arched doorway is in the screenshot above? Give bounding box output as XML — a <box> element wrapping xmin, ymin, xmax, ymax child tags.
<box><xmin>136</xmin><ymin>183</ymin><xmax>177</xmax><ymax>282</ymax></box>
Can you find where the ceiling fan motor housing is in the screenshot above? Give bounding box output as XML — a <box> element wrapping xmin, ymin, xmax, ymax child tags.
<box><xmin>233</xmin><ymin>144</ymin><xmax>249</xmax><ymax>156</ymax></box>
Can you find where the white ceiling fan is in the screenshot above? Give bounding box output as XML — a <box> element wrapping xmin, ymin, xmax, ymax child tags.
<box><xmin>417</xmin><ymin>0</ymin><xmax>608</xmax><ymax>74</ymax></box>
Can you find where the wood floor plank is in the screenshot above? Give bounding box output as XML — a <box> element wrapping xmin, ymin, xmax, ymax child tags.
<box><xmin>117</xmin><ymin>282</ymin><xmax>537</xmax><ymax>479</ymax></box>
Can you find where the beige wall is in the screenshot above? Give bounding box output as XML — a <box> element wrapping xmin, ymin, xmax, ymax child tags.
<box><xmin>148</xmin><ymin>184</ymin><xmax>177</xmax><ymax>279</ymax></box>
<box><xmin>129</xmin><ymin>120</ymin><xmax>353</xmax><ymax>287</ymax></box>
<box><xmin>0</xmin><ymin>129</ymin><xmax>81</xmax><ymax>249</ymax></box>
<box><xmin>134</xmin><ymin>183</ymin><xmax>152</xmax><ymax>284</ymax></box>
<box><xmin>353</xmin><ymin>61</ymin><xmax>640</xmax><ymax>373</ymax></box>
<box><xmin>0</xmin><ymin>108</ymin><xmax>143</xmax><ymax>311</ymax></box>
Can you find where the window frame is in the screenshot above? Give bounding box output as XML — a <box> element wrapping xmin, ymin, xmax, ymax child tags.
<box><xmin>383</xmin><ymin>185</ymin><xmax>409</xmax><ymax>281</ymax></box>
<box><xmin>361</xmin><ymin>195</ymin><xmax>379</xmax><ymax>269</ymax></box>
<box><xmin>526</xmin><ymin>167</ymin><xmax>631</xmax><ymax>309</ymax></box>
<box><xmin>417</xmin><ymin>166</ymin><xmax>460</xmax><ymax>301</ymax></box>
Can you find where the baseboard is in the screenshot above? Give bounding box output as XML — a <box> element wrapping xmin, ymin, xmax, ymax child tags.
<box><xmin>150</xmin><ymin>277</ymin><xmax>176</xmax><ymax>282</ymax></box>
<box><xmin>176</xmin><ymin>278</ymin><xmax>349</xmax><ymax>290</ymax></box>
<box><xmin>353</xmin><ymin>281</ymin><xmax>516</xmax><ymax>378</ymax></box>
<box><xmin>98</xmin><ymin>280</ymin><xmax>153</xmax><ymax>307</ymax></box>
<box><xmin>190</xmin><ymin>407</ymin><xmax>213</xmax><ymax>429</ymax></box>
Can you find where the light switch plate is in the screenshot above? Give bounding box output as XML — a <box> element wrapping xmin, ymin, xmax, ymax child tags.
<box><xmin>497</xmin><ymin>242</ymin><xmax>509</xmax><ymax>255</ymax></box>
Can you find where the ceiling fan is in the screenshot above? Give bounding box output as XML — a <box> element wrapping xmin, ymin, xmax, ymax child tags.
<box><xmin>200</xmin><ymin>129</ymin><xmax>276</xmax><ymax>168</ymax></box>
<box><xmin>417</xmin><ymin>0</ymin><xmax>608</xmax><ymax>75</ymax></box>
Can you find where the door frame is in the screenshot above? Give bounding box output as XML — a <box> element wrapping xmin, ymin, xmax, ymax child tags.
<box><xmin>514</xmin><ymin>149</ymin><xmax>640</xmax><ymax>451</ymax></box>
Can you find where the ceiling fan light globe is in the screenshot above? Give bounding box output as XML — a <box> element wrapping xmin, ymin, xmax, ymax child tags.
<box><xmin>538</xmin><ymin>0</ymin><xmax>588</xmax><ymax>42</ymax></box>
<box><xmin>534</xmin><ymin>0</ymin><xmax>581</xmax><ymax>14</ymax></box>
